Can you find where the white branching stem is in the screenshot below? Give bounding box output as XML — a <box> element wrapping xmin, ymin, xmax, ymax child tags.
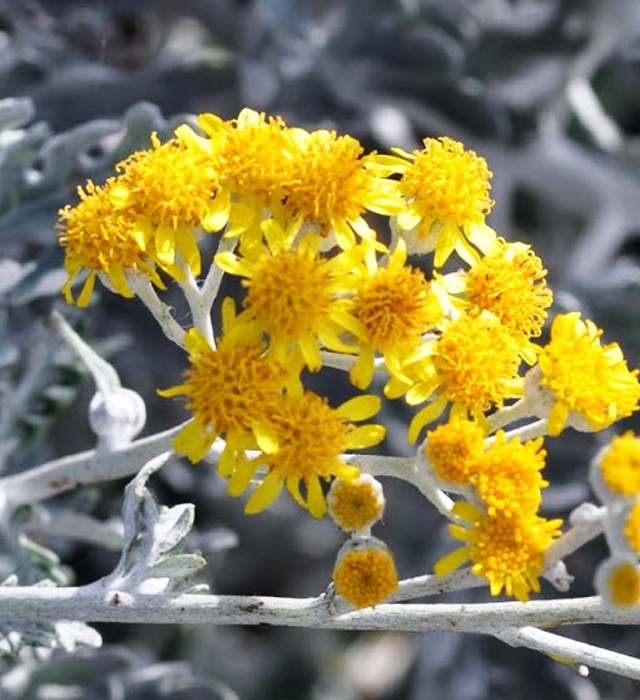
<box><xmin>0</xmin><ymin>423</ymin><xmax>188</xmax><ymax>508</ymax></box>
<box><xmin>2</xmin><ymin>587</ymin><xmax>640</xmax><ymax>678</ymax></box>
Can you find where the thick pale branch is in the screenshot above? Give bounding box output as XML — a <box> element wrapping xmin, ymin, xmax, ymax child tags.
<box><xmin>0</xmin><ymin>423</ymin><xmax>189</xmax><ymax>508</ymax></box>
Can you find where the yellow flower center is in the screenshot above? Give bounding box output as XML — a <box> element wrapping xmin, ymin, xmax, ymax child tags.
<box><xmin>603</xmin><ymin>559</ymin><xmax>640</xmax><ymax>607</ymax></box>
<box><xmin>113</xmin><ymin>133</ymin><xmax>218</xmax><ymax>229</ymax></box>
<box><xmin>183</xmin><ymin>333</ymin><xmax>288</xmax><ymax>434</ymax></box>
<box><xmin>471</xmin><ymin>433</ymin><xmax>547</xmax><ymax>518</ymax></box>
<box><xmin>599</xmin><ymin>432</ymin><xmax>640</xmax><ymax>497</ymax></box>
<box><xmin>58</xmin><ymin>179</ymin><xmax>147</xmax><ymax>271</ymax></box>
<box><xmin>332</xmin><ymin>543</ymin><xmax>399</xmax><ymax>609</ymax></box>
<box><xmin>539</xmin><ymin>313</ymin><xmax>640</xmax><ymax>431</ymax></box>
<box><xmin>353</xmin><ymin>265</ymin><xmax>441</xmax><ymax>349</ymax></box>
<box><xmin>624</xmin><ymin>500</ymin><xmax>640</xmax><ymax>555</ymax></box>
<box><xmin>327</xmin><ymin>475</ymin><xmax>385</xmax><ymax>532</ymax></box>
<box><xmin>283</xmin><ymin>130</ymin><xmax>377</xmax><ymax>232</ymax></box>
<box><xmin>244</xmin><ymin>250</ymin><xmax>332</xmax><ymax>342</ymax></box>
<box><xmin>425</xmin><ymin>419</ymin><xmax>485</xmax><ymax>486</ymax></box>
<box><xmin>433</xmin><ymin>313</ymin><xmax>522</xmax><ymax>414</ymax></box>
<box><xmin>211</xmin><ymin>114</ymin><xmax>290</xmax><ymax>204</ymax></box>
<box><xmin>465</xmin><ymin>241</ymin><xmax>552</xmax><ymax>338</ymax></box>
<box><xmin>400</xmin><ymin>137</ymin><xmax>493</xmax><ymax>230</ymax></box>
<box><xmin>262</xmin><ymin>392</ymin><xmax>351</xmax><ymax>481</ymax></box>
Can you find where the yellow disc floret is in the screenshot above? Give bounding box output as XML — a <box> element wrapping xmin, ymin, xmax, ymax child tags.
<box><xmin>229</xmin><ymin>392</ymin><xmax>385</xmax><ymax>518</ymax></box>
<box><xmin>158</xmin><ymin>307</ymin><xmax>290</xmax><ymax>464</ymax></box>
<box><xmin>598</xmin><ymin>431</ymin><xmax>640</xmax><ymax>498</ymax></box>
<box><xmin>332</xmin><ymin>537</ymin><xmax>399</xmax><ymax>609</ymax></box>
<box><xmin>390</xmin><ymin>137</ymin><xmax>495</xmax><ymax>265</ymax></box>
<box><xmin>425</xmin><ymin>418</ymin><xmax>485</xmax><ymax>487</ymax></box>
<box><xmin>327</xmin><ymin>474</ymin><xmax>386</xmax><ymax>532</ymax></box>
<box><xmin>596</xmin><ymin>556</ymin><xmax>640</xmax><ymax>608</ymax></box>
<box><xmin>471</xmin><ymin>432</ymin><xmax>548</xmax><ymax>518</ymax></box>
<box><xmin>58</xmin><ymin>179</ymin><xmax>165</xmax><ymax>307</ymax></box>
<box><xmin>465</xmin><ymin>239</ymin><xmax>553</xmax><ymax>341</ymax></box>
<box><xmin>535</xmin><ymin>313</ymin><xmax>640</xmax><ymax>436</ymax></box>
<box><xmin>111</xmin><ymin>132</ymin><xmax>219</xmax><ymax>275</ymax></box>
<box><xmin>282</xmin><ymin>128</ymin><xmax>404</xmax><ymax>248</ymax></box>
<box><xmin>435</xmin><ymin>501</ymin><xmax>562</xmax><ymax>601</ymax></box>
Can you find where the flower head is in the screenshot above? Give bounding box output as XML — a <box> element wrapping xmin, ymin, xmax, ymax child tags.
<box><xmin>464</xmin><ymin>239</ymin><xmax>552</xmax><ymax>355</ymax></box>
<box><xmin>177</xmin><ymin>108</ymin><xmax>293</xmax><ymax>245</ymax></box>
<box><xmin>216</xmin><ymin>219</ymin><xmax>366</xmax><ymax>371</ymax></box>
<box><xmin>228</xmin><ymin>391</ymin><xmax>385</xmax><ymax>518</ymax></box>
<box><xmin>595</xmin><ymin>556</ymin><xmax>640</xmax><ymax>608</ymax></box>
<box><xmin>111</xmin><ymin>132</ymin><xmax>219</xmax><ymax>276</ymax></box>
<box><xmin>158</xmin><ymin>300</ymin><xmax>291</xmax><ymax>464</ymax></box>
<box><xmin>435</xmin><ymin>501</ymin><xmax>562</xmax><ymax>601</ymax></box>
<box><xmin>471</xmin><ymin>432</ymin><xmax>548</xmax><ymax>518</ymax></box>
<box><xmin>332</xmin><ymin>537</ymin><xmax>399</xmax><ymax>608</ymax></box>
<box><xmin>58</xmin><ymin>179</ymin><xmax>166</xmax><ymax>307</ymax></box>
<box><xmin>424</xmin><ymin>418</ymin><xmax>486</xmax><ymax>489</ymax></box>
<box><xmin>347</xmin><ymin>239</ymin><xmax>444</xmax><ymax>389</ymax></box>
<box><xmin>594</xmin><ymin>431</ymin><xmax>640</xmax><ymax>499</ymax></box>
<box><xmin>281</xmin><ymin>128</ymin><xmax>404</xmax><ymax>249</ymax></box>
<box><xmin>403</xmin><ymin>311</ymin><xmax>523</xmax><ymax>442</ymax></box>
<box><xmin>327</xmin><ymin>474</ymin><xmax>385</xmax><ymax>532</ymax></box>
<box><xmin>531</xmin><ymin>313</ymin><xmax>640</xmax><ymax>436</ymax></box>
<box><xmin>390</xmin><ymin>137</ymin><xmax>495</xmax><ymax>265</ymax></box>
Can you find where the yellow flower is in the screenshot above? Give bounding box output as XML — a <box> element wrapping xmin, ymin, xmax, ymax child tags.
<box><xmin>399</xmin><ymin>311</ymin><xmax>523</xmax><ymax>443</ymax></box>
<box><xmin>435</xmin><ymin>501</ymin><xmax>562</xmax><ymax>602</ymax></box>
<box><xmin>158</xmin><ymin>299</ymin><xmax>291</xmax><ymax>465</ymax></box>
<box><xmin>228</xmin><ymin>391</ymin><xmax>385</xmax><ymax>518</ymax></box>
<box><xmin>110</xmin><ymin>132</ymin><xmax>219</xmax><ymax>276</ymax></box>
<box><xmin>332</xmin><ymin>537</ymin><xmax>399</xmax><ymax>609</ymax></box>
<box><xmin>215</xmin><ymin>219</ymin><xmax>366</xmax><ymax>371</ymax></box>
<box><xmin>471</xmin><ymin>432</ymin><xmax>548</xmax><ymax>518</ymax></box>
<box><xmin>327</xmin><ymin>474</ymin><xmax>385</xmax><ymax>532</ymax></box>
<box><xmin>532</xmin><ymin>313</ymin><xmax>640</xmax><ymax>436</ymax></box>
<box><xmin>345</xmin><ymin>239</ymin><xmax>444</xmax><ymax>389</ymax></box>
<box><xmin>281</xmin><ymin>127</ymin><xmax>404</xmax><ymax>250</ymax></box>
<box><xmin>387</xmin><ymin>137</ymin><xmax>496</xmax><ymax>266</ymax></box>
<box><xmin>177</xmin><ymin>108</ymin><xmax>293</xmax><ymax>246</ymax></box>
<box><xmin>463</xmin><ymin>239</ymin><xmax>552</xmax><ymax>361</ymax></box>
<box><xmin>624</xmin><ymin>499</ymin><xmax>640</xmax><ymax>556</ymax></box>
<box><xmin>597</xmin><ymin>431</ymin><xmax>640</xmax><ymax>499</ymax></box>
<box><xmin>58</xmin><ymin>179</ymin><xmax>166</xmax><ymax>307</ymax></box>
<box><xmin>424</xmin><ymin>418</ymin><xmax>485</xmax><ymax>489</ymax></box>
<box><xmin>595</xmin><ymin>556</ymin><xmax>640</xmax><ymax>608</ymax></box>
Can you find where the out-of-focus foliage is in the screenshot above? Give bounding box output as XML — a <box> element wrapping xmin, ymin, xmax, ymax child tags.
<box><xmin>2</xmin><ymin>0</ymin><xmax>640</xmax><ymax>699</ymax></box>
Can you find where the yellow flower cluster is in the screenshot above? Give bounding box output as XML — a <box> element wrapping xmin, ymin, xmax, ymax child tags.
<box><xmin>58</xmin><ymin>107</ymin><xmax>640</xmax><ymax>604</ymax></box>
<box><xmin>427</xmin><ymin>421</ymin><xmax>562</xmax><ymax>601</ymax></box>
<box><xmin>591</xmin><ymin>433</ymin><xmax>640</xmax><ymax>607</ymax></box>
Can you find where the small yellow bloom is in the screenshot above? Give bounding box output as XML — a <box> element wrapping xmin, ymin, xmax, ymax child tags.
<box><xmin>595</xmin><ymin>556</ymin><xmax>640</xmax><ymax>608</ymax></box>
<box><xmin>229</xmin><ymin>391</ymin><xmax>385</xmax><ymax>518</ymax></box>
<box><xmin>464</xmin><ymin>239</ymin><xmax>552</xmax><ymax>360</ymax></box>
<box><xmin>177</xmin><ymin>108</ymin><xmax>293</xmax><ymax>246</ymax></box>
<box><xmin>401</xmin><ymin>311</ymin><xmax>523</xmax><ymax>442</ymax></box>
<box><xmin>111</xmin><ymin>132</ymin><xmax>219</xmax><ymax>276</ymax></box>
<box><xmin>597</xmin><ymin>431</ymin><xmax>640</xmax><ymax>498</ymax></box>
<box><xmin>327</xmin><ymin>474</ymin><xmax>385</xmax><ymax>532</ymax></box>
<box><xmin>158</xmin><ymin>299</ymin><xmax>290</xmax><ymax>464</ymax></box>
<box><xmin>281</xmin><ymin>127</ymin><xmax>404</xmax><ymax>250</ymax></box>
<box><xmin>532</xmin><ymin>313</ymin><xmax>640</xmax><ymax>436</ymax></box>
<box><xmin>215</xmin><ymin>219</ymin><xmax>366</xmax><ymax>371</ymax></box>
<box><xmin>58</xmin><ymin>179</ymin><xmax>166</xmax><ymax>307</ymax></box>
<box><xmin>435</xmin><ymin>501</ymin><xmax>562</xmax><ymax>602</ymax></box>
<box><xmin>471</xmin><ymin>432</ymin><xmax>548</xmax><ymax>518</ymax></box>
<box><xmin>332</xmin><ymin>537</ymin><xmax>399</xmax><ymax>609</ymax></box>
<box><xmin>387</xmin><ymin>137</ymin><xmax>496</xmax><ymax>266</ymax></box>
<box><xmin>424</xmin><ymin>418</ymin><xmax>485</xmax><ymax>488</ymax></box>
<box><xmin>346</xmin><ymin>239</ymin><xmax>444</xmax><ymax>389</ymax></box>
<box><xmin>623</xmin><ymin>500</ymin><xmax>640</xmax><ymax>556</ymax></box>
